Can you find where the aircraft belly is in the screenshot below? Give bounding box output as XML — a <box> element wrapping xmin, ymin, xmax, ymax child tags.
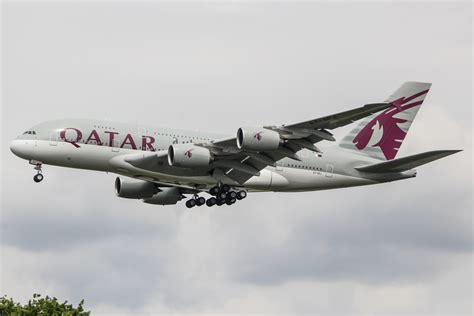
<box><xmin>272</xmin><ymin>167</ymin><xmax>376</xmax><ymax>192</ymax></box>
<box><xmin>270</xmin><ymin>171</ymin><xmax>290</xmax><ymax>189</ymax></box>
<box><xmin>23</xmin><ymin>141</ymin><xmax>212</xmax><ymax>186</ymax></box>
<box><xmin>243</xmin><ymin>169</ymin><xmax>290</xmax><ymax>191</ymax></box>
<box><xmin>18</xmin><ymin>141</ymin><xmax>375</xmax><ymax>192</ymax></box>
<box><xmin>242</xmin><ymin>169</ymin><xmax>272</xmax><ymax>190</ymax></box>
<box><xmin>108</xmin><ymin>155</ymin><xmax>216</xmax><ymax>187</ymax></box>
<box><xmin>13</xmin><ymin>140</ymin><xmax>115</xmax><ymax>171</ymax></box>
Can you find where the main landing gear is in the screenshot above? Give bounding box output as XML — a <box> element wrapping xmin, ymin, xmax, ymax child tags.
<box><xmin>32</xmin><ymin>163</ymin><xmax>44</xmax><ymax>183</ymax></box>
<box><xmin>185</xmin><ymin>196</ymin><xmax>206</xmax><ymax>208</ymax></box>
<box><xmin>184</xmin><ymin>184</ymin><xmax>247</xmax><ymax>209</ymax></box>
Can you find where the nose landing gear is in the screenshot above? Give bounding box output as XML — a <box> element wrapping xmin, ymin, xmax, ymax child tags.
<box><xmin>33</xmin><ymin>163</ymin><xmax>44</xmax><ymax>183</ymax></box>
<box><xmin>33</xmin><ymin>173</ymin><xmax>44</xmax><ymax>183</ymax></box>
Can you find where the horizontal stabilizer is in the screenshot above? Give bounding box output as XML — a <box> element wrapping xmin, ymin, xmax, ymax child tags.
<box><xmin>355</xmin><ymin>150</ymin><xmax>461</xmax><ymax>173</ymax></box>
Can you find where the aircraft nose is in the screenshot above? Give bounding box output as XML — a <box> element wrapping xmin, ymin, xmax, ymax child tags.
<box><xmin>10</xmin><ymin>140</ymin><xmax>21</xmax><ymax>156</ymax></box>
<box><xmin>10</xmin><ymin>139</ymin><xmax>29</xmax><ymax>158</ymax></box>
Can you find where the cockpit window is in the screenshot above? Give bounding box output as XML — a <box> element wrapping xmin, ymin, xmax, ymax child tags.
<box><xmin>22</xmin><ymin>131</ymin><xmax>37</xmax><ymax>135</ymax></box>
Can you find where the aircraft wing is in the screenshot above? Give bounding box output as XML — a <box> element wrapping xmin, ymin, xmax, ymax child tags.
<box><xmin>279</xmin><ymin>102</ymin><xmax>392</xmax><ymax>131</ymax></box>
<box><xmin>109</xmin><ymin>152</ymin><xmax>205</xmax><ymax>192</ymax></box>
<box><xmin>109</xmin><ymin>102</ymin><xmax>392</xmax><ymax>186</ymax></box>
<box><xmin>205</xmin><ymin>102</ymin><xmax>392</xmax><ymax>184</ymax></box>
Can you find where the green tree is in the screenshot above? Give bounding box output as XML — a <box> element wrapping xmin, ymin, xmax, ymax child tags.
<box><xmin>0</xmin><ymin>293</ymin><xmax>90</xmax><ymax>315</ymax></box>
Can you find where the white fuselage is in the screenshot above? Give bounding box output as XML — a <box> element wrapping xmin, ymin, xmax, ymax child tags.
<box><xmin>10</xmin><ymin>119</ymin><xmax>415</xmax><ymax>192</ymax></box>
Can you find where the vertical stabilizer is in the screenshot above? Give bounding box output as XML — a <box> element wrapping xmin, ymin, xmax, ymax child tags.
<box><xmin>339</xmin><ymin>82</ymin><xmax>431</xmax><ymax>160</ymax></box>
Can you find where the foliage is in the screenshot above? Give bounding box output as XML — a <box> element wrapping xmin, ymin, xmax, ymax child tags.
<box><xmin>0</xmin><ymin>293</ymin><xmax>90</xmax><ymax>315</ymax></box>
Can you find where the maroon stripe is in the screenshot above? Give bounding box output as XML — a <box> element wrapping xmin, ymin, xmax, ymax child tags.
<box><xmin>401</xmin><ymin>100</ymin><xmax>423</xmax><ymax>110</ymax></box>
<box><xmin>403</xmin><ymin>89</ymin><xmax>429</xmax><ymax>104</ymax></box>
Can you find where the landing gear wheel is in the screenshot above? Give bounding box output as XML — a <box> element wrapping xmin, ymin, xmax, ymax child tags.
<box><xmin>225</xmin><ymin>198</ymin><xmax>236</xmax><ymax>205</ymax></box>
<box><xmin>33</xmin><ymin>173</ymin><xmax>44</xmax><ymax>183</ymax></box>
<box><xmin>221</xmin><ymin>184</ymin><xmax>231</xmax><ymax>192</ymax></box>
<box><xmin>196</xmin><ymin>196</ymin><xmax>206</xmax><ymax>206</ymax></box>
<box><xmin>216</xmin><ymin>199</ymin><xmax>225</xmax><ymax>206</ymax></box>
<box><xmin>206</xmin><ymin>197</ymin><xmax>217</xmax><ymax>207</ymax></box>
<box><xmin>185</xmin><ymin>199</ymin><xmax>196</xmax><ymax>208</ymax></box>
<box><xmin>227</xmin><ymin>191</ymin><xmax>237</xmax><ymax>199</ymax></box>
<box><xmin>217</xmin><ymin>192</ymin><xmax>227</xmax><ymax>200</ymax></box>
<box><xmin>209</xmin><ymin>186</ymin><xmax>220</xmax><ymax>196</ymax></box>
<box><xmin>236</xmin><ymin>190</ymin><xmax>247</xmax><ymax>200</ymax></box>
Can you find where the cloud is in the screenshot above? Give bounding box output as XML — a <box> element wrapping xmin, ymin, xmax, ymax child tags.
<box><xmin>1</xmin><ymin>1</ymin><xmax>472</xmax><ymax>315</ymax></box>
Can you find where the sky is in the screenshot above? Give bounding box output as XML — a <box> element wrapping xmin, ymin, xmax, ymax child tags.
<box><xmin>1</xmin><ymin>1</ymin><xmax>472</xmax><ymax>315</ymax></box>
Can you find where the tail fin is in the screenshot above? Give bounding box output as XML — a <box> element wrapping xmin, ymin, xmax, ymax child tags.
<box><xmin>339</xmin><ymin>82</ymin><xmax>432</xmax><ymax>160</ymax></box>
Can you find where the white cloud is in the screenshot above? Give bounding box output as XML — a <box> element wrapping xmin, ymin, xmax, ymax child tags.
<box><xmin>1</xmin><ymin>1</ymin><xmax>472</xmax><ymax>315</ymax></box>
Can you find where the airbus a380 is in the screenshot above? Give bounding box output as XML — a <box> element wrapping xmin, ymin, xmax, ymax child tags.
<box><xmin>10</xmin><ymin>82</ymin><xmax>460</xmax><ymax>208</ymax></box>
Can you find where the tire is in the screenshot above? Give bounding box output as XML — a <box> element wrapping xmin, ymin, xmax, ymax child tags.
<box><xmin>226</xmin><ymin>198</ymin><xmax>237</xmax><ymax>205</ymax></box>
<box><xmin>221</xmin><ymin>184</ymin><xmax>231</xmax><ymax>192</ymax></box>
<box><xmin>196</xmin><ymin>197</ymin><xmax>206</xmax><ymax>206</ymax></box>
<box><xmin>206</xmin><ymin>197</ymin><xmax>216</xmax><ymax>207</ymax></box>
<box><xmin>209</xmin><ymin>186</ymin><xmax>220</xmax><ymax>196</ymax></box>
<box><xmin>216</xmin><ymin>199</ymin><xmax>225</xmax><ymax>206</ymax></box>
<box><xmin>224</xmin><ymin>194</ymin><xmax>235</xmax><ymax>203</ymax></box>
<box><xmin>33</xmin><ymin>174</ymin><xmax>44</xmax><ymax>183</ymax></box>
<box><xmin>186</xmin><ymin>199</ymin><xmax>196</xmax><ymax>208</ymax></box>
<box><xmin>218</xmin><ymin>192</ymin><xmax>227</xmax><ymax>200</ymax></box>
<box><xmin>236</xmin><ymin>190</ymin><xmax>247</xmax><ymax>200</ymax></box>
<box><xmin>227</xmin><ymin>191</ymin><xmax>237</xmax><ymax>199</ymax></box>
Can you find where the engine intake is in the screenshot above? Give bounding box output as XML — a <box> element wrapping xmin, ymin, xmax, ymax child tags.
<box><xmin>115</xmin><ymin>177</ymin><xmax>158</xmax><ymax>199</ymax></box>
<box><xmin>142</xmin><ymin>187</ymin><xmax>183</xmax><ymax>205</ymax></box>
<box><xmin>168</xmin><ymin>144</ymin><xmax>211</xmax><ymax>168</ymax></box>
<box><xmin>236</xmin><ymin>127</ymin><xmax>281</xmax><ymax>151</ymax></box>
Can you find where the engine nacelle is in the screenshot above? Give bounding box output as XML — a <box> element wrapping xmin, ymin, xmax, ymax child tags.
<box><xmin>236</xmin><ymin>127</ymin><xmax>281</xmax><ymax>151</ymax></box>
<box><xmin>115</xmin><ymin>177</ymin><xmax>158</xmax><ymax>199</ymax></box>
<box><xmin>168</xmin><ymin>144</ymin><xmax>211</xmax><ymax>168</ymax></box>
<box><xmin>142</xmin><ymin>187</ymin><xmax>184</xmax><ymax>205</ymax></box>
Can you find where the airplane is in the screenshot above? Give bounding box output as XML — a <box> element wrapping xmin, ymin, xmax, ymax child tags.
<box><xmin>10</xmin><ymin>82</ymin><xmax>461</xmax><ymax>208</ymax></box>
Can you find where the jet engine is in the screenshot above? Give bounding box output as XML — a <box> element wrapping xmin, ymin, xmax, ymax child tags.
<box><xmin>142</xmin><ymin>187</ymin><xmax>184</xmax><ymax>205</ymax></box>
<box><xmin>236</xmin><ymin>127</ymin><xmax>281</xmax><ymax>151</ymax></box>
<box><xmin>115</xmin><ymin>177</ymin><xmax>158</xmax><ymax>199</ymax></box>
<box><xmin>168</xmin><ymin>144</ymin><xmax>211</xmax><ymax>168</ymax></box>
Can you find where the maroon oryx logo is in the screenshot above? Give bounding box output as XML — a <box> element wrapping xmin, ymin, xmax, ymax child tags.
<box><xmin>254</xmin><ymin>131</ymin><xmax>263</xmax><ymax>141</ymax></box>
<box><xmin>184</xmin><ymin>149</ymin><xmax>193</xmax><ymax>158</ymax></box>
<box><xmin>353</xmin><ymin>89</ymin><xmax>429</xmax><ymax>160</ymax></box>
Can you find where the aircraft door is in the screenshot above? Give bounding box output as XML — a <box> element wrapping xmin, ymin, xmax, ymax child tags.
<box><xmin>325</xmin><ymin>164</ymin><xmax>334</xmax><ymax>178</ymax></box>
<box><xmin>49</xmin><ymin>131</ymin><xmax>58</xmax><ymax>146</ymax></box>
